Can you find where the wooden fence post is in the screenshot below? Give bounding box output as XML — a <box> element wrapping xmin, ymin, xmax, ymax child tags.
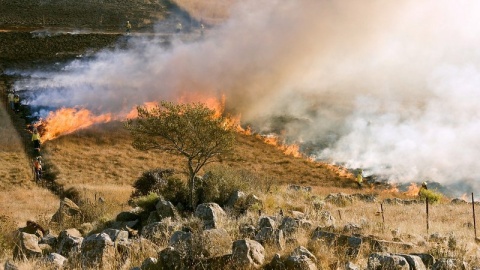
<box><xmin>426</xmin><ymin>198</ymin><xmax>429</xmax><ymax>235</ymax></box>
<box><xmin>380</xmin><ymin>203</ymin><xmax>385</xmax><ymax>232</ymax></box>
<box><xmin>472</xmin><ymin>193</ymin><xmax>477</xmax><ymax>239</ymax></box>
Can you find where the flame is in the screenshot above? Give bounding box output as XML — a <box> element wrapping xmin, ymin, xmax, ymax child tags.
<box><xmin>39</xmin><ymin>108</ymin><xmax>112</xmax><ymax>141</ymax></box>
<box><xmin>260</xmin><ymin>134</ymin><xmax>303</xmax><ymax>157</ymax></box>
<box><xmin>404</xmin><ymin>183</ymin><xmax>420</xmax><ymax>197</ymax></box>
<box><xmin>382</xmin><ymin>183</ymin><xmax>399</xmax><ymax>194</ymax></box>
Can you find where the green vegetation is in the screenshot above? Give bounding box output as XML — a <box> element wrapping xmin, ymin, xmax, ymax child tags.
<box><xmin>125</xmin><ymin>101</ymin><xmax>237</xmax><ymax>210</ymax></box>
<box><xmin>419</xmin><ymin>188</ymin><xmax>444</xmax><ymax>203</ymax></box>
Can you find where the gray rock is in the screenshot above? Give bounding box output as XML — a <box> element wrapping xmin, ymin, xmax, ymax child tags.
<box><xmin>231</xmin><ymin>239</ymin><xmax>265</xmax><ymax>269</ymax></box>
<box><xmin>195</xmin><ymin>203</ymin><xmax>226</xmax><ymax>229</ymax></box>
<box><xmin>368</xmin><ymin>252</ymin><xmax>409</xmax><ymax>270</ymax></box>
<box><xmin>80</xmin><ymin>232</ymin><xmax>115</xmax><ymax>269</ymax></box>
<box><xmin>432</xmin><ymin>258</ymin><xmax>468</xmax><ymax>270</ymax></box>
<box><xmin>285</xmin><ymin>255</ymin><xmax>317</xmax><ymax>270</ymax></box>
<box><xmin>343</xmin><ymin>223</ymin><xmax>362</xmax><ymax>234</ymax></box>
<box><xmin>116</xmin><ymin>210</ymin><xmax>141</xmax><ymax>222</ymax></box>
<box><xmin>324</xmin><ymin>193</ymin><xmax>354</xmax><ymax>206</ymax></box>
<box><xmin>198</xmin><ymin>228</ymin><xmax>233</xmax><ymax>258</ymax></box>
<box><xmin>255</xmin><ymin>227</ymin><xmax>285</xmax><ymax>250</ymax></box>
<box><xmin>226</xmin><ymin>190</ymin><xmax>247</xmax><ymax>209</ymax></box>
<box><xmin>13</xmin><ymin>232</ymin><xmax>42</xmax><ymax>260</ymax></box>
<box><xmin>259</xmin><ymin>216</ymin><xmax>276</xmax><ymax>229</ymax></box>
<box><xmin>157</xmin><ymin>246</ymin><xmax>185</xmax><ymax>270</ymax></box>
<box><xmin>140</xmin><ymin>257</ymin><xmax>157</xmax><ymax>270</ymax></box>
<box><xmin>411</xmin><ymin>253</ymin><xmax>436</xmax><ymax>268</ymax></box>
<box><xmin>102</xmin><ymin>228</ymin><xmax>129</xmax><ymax>244</ymax></box>
<box><xmin>141</xmin><ymin>221</ymin><xmax>176</xmax><ymax>245</ymax></box>
<box><xmin>40</xmin><ymin>233</ymin><xmax>58</xmax><ymax>248</ymax></box>
<box><xmin>239</xmin><ymin>224</ymin><xmax>257</xmax><ymax>239</ymax></box>
<box><xmin>4</xmin><ymin>260</ymin><xmax>18</xmax><ymax>270</ymax></box>
<box><xmin>44</xmin><ymin>253</ymin><xmax>67</xmax><ymax>269</ymax></box>
<box><xmin>268</xmin><ymin>253</ymin><xmax>285</xmax><ymax>270</ymax></box>
<box><xmin>399</xmin><ymin>254</ymin><xmax>427</xmax><ymax>270</ymax></box>
<box><xmin>291</xmin><ymin>246</ymin><xmax>317</xmax><ymax>263</ymax></box>
<box><xmin>156</xmin><ymin>198</ymin><xmax>178</xmax><ymax>220</ymax></box>
<box><xmin>345</xmin><ymin>261</ymin><xmax>360</xmax><ymax>270</ymax></box>
<box><xmin>51</xmin><ymin>198</ymin><xmax>82</xmax><ymax>223</ymax></box>
<box><xmin>56</xmin><ymin>228</ymin><xmax>83</xmax><ymax>257</ymax></box>
<box><xmin>169</xmin><ymin>230</ymin><xmax>193</xmax><ymax>256</ymax></box>
<box><xmin>317</xmin><ymin>211</ymin><xmax>336</xmax><ymax>227</ymax></box>
<box><xmin>279</xmin><ymin>216</ymin><xmax>299</xmax><ymax>236</ymax></box>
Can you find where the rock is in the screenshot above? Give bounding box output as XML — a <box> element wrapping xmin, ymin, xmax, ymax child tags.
<box><xmin>110</xmin><ymin>219</ymin><xmax>140</xmax><ymax>232</ymax></box>
<box><xmin>13</xmin><ymin>232</ymin><xmax>42</xmax><ymax>260</ymax></box>
<box><xmin>231</xmin><ymin>239</ymin><xmax>265</xmax><ymax>269</ymax></box>
<box><xmin>366</xmin><ymin>237</ymin><xmax>415</xmax><ymax>252</ymax></box>
<box><xmin>317</xmin><ymin>211</ymin><xmax>336</xmax><ymax>228</ymax></box>
<box><xmin>51</xmin><ymin>198</ymin><xmax>82</xmax><ymax>223</ymax></box>
<box><xmin>157</xmin><ymin>246</ymin><xmax>185</xmax><ymax>270</ymax></box>
<box><xmin>4</xmin><ymin>260</ymin><xmax>19</xmax><ymax>270</ymax></box>
<box><xmin>40</xmin><ymin>233</ymin><xmax>58</xmax><ymax>248</ymax></box>
<box><xmin>146</xmin><ymin>211</ymin><xmax>160</xmax><ymax>224</ymax></box>
<box><xmin>267</xmin><ymin>253</ymin><xmax>285</xmax><ymax>270</ymax></box>
<box><xmin>411</xmin><ymin>253</ymin><xmax>436</xmax><ymax>268</ymax></box>
<box><xmin>324</xmin><ymin>193</ymin><xmax>353</xmax><ymax>206</ymax></box>
<box><xmin>56</xmin><ymin>228</ymin><xmax>83</xmax><ymax>257</ymax></box>
<box><xmin>309</xmin><ymin>229</ymin><xmax>362</xmax><ymax>257</ymax></box>
<box><xmin>343</xmin><ymin>223</ymin><xmax>362</xmax><ymax>235</ymax></box>
<box><xmin>351</xmin><ymin>193</ymin><xmax>378</xmax><ymax>203</ymax></box>
<box><xmin>255</xmin><ymin>227</ymin><xmax>285</xmax><ymax>250</ymax></box>
<box><xmin>239</xmin><ymin>224</ymin><xmax>257</xmax><ymax>239</ymax></box>
<box><xmin>432</xmin><ymin>258</ymin><xmax>468</xmax><ymax>270</ymax></box>
<box><xmin>291</xmin><ymin>246</ymin><xmax>317</xmax><ymax>263</ymax></box>
<box><xmin>141</xmin><ymin>221</ymin><xmax>175</xmax><ymax>245</ymax></box>
<box><xmin>198</xmin><ymin>228</ymin><xmax>233</xmax><ymax>258</ymax></box>
<box><xmin>44</xmin><ymin>253</ymin><xmax>68</xmax><ymax>269</ymax></box>
<box><xmin>285</xmin><ymin>255</ymin><xmax>317</xmax><ymax>270</ymax></box>
<box><xmin>38</xmin><ymin>243</ymin><xmax>53</xmax><ymax>255</ymax></box>
<box><xmin>368</xmin><ymin>252</ymin><xmax>409</xmax><ymax>270</ymax></box>
<box><xmin>79</xmin><ymin>222</ymin><xmax>94</xmax><ymax>236</ymax></box>
<box><xmin>246</xmin><ymin>194</ymin><xmax>263</xmax><ymax>208</ymax></box>
<box><xmin>80</xmin><ymin>232</ymin><xmax>115</xmax><ymax>269</ymax></box>
<box><xmin>399</xmin><ymin>254</ymin><xmax>427</xmax><ymax>270</ymax></box>
<box><xmin>226</xmin><ymin>190</ymin><xmax>247</xmax><ymax>210</ymax></box>
<box><xmin>169</xmin><ymin>230</ymin><xmax>193</xmax><ymax>257</ymax></box>
<box><xmin>102</xmin><ymin>228</ymin><xmax>129</xmax><ymax>244</ymax></box>
<box><xmin>291</xmin><ymin>211</ymin><xmax>305</xmax><ymax>219</ymax></box>
<box><xmin>450</xmin><ymin>198</ymin><xmax>468</xmax><ymax>204</ymax></box>
<box><xmin>280</xmin><ymin>216</ymin><xmax>299</xmax><ymax>236</ymax></box>
<box><xmin>156</xmin><ymin>198</ymin><xmax>178</xmax><ymax>221</ymax></box>
<box><xmin>19</xmin><ymin>220</ymin><xmax>46</xmax><ymax>238</ymax></box>
<box><xmin>195</xmin><ymin>203</ymin><xmax>227</xmax><ymax>229</ymax></box>
<box><xmin>116</xmin><ymin>210</ymin><xmax>141</xmax><ymax>222</ymax></box>
<box><xmin>345</xmin><ymin>261</ymin><xmax>360</xmax><ymax>270</ymax></box>
<box><xmin>259</xmin><ymin>216</ymin><xmax>276</xmax><ymax>229</ymax></box>
<box><xmin>140</xmin><ymin>257</ymin><xmax>157</xmax><ymax>270</ymax></box>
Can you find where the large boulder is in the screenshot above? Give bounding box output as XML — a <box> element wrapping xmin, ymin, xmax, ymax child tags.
<box><xmin>195</xmin><ymin>203</ymin><xmax>226</xmax><ymax>229</ymax></box>
<box><xmin>198</xmin><ymin>228</ymin><xmax>233</xmax><ymax>258</ymax></box>
<box><xmin>102</xmin><ymin>228</ymin><xmax>129</xmax><ymax>244</ymax></box>
<box><xmin>258</xmin><ymin>216</ymin><xmax>276</xmax><ymax>229</ymax></box>
<box><xmin>80</xmin><ymin>232</ymin><xmax>115</xmax><ymax>269</ymax></box>
<box><xmin>226</xmin><ymin>190</ymin><xmax>247</xmax><ymax>210</ymax></box>
<box><xmin>56</xmin><ymin>228</ymin><xmax>83</xmax><ymax>257</ymax></box>
<box><xmin>169</xmin><ymin>230</ymin><xmax>193</xmax><ymax>257</ymax></box>
<box><xmin>44</xmin><ymin>253</ymin><xmax>68</xmax><ymax>269</ymax></box>
<box><xmin>13</xmin><ymin>232</ymin><xmax>42</xmax><ymax>260</ymax></box>
<box><xmin>231</xmin><ymin>239</ymin><xmax>265</xmax><ymax>269</ymax></box>
<box><xmin>255</xmin><ymin>227</ymin><xmax>285</xmax><ymax>251</ymax></box>
<box><xmin>51</xmin><ymin>198</ymin><xmax>82</xmax><ymax>223</ymax></box>
<box><xmin>156</xmin><ymin>246</ymin><xmax>186</xmax><ymax>270</ymax></box>
<box><xmin>368</xmin><ymin>252</ymin><xmax>410</xmax><ymax>270</ymax></box>
<box><xmin>285</xmin><ymin>255</ymin><xmax>317</xmax><ymax>270</ymax></box>
<box><xmin>291</xmin><ymin>246</ymin><xmax>317</xmax><ymax>263</ymax></box>
<box><xmin>432</xmin><ymin>258</ymin><xmax>468</xmax><ymax>270</ymax></box>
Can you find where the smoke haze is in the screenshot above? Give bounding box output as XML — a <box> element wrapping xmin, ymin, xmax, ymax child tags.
<box><xmin>15</xmin><ymin>0</ymin><xmax>480</xmax><ymax>193</ymax></box>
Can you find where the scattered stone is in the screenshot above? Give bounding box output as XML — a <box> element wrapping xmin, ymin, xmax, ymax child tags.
<box><xmin>255</xmin><ymin>227</ymin><xmax>285</xmax><ymax>250</ymax></box>
<box><xmin>140</xmin><ymin>257</ymin><xmax>157</xmax><ymax>270</ymax></box>
<box><xmin>368</xmin><ymin>252</ymin><xmax>409</xmax><ymax>270</ymax></box>
<box><xmin>259</xmin><ymin>216</ymin><xmax>276</xmax><ymax>229</ymax></box>
<box><xmin>44</xmin><ymin>253</ymin><xmax>68</xmax><ymax>269</ymax></box>
<box><xmin>157</xmin><ymin>246</ymin><xmax>185</xmax><ymax>270</ymax></box>
<box><xmin>343</xmin><ymin>223</ymin><xmax>362</xmax><ymax>235</ymax></box>
<box><xmin>116</xmin><ymin>210</ymin><xmax>141</xmax><ymax>222</ymax></box>
<box><xmin>195</xmin><ymin>203</ymin><xmax>227</xmax><ymax>229</ymax></box>
<box><xmin>399</xmin><ymin>254</ymin><xmax>427</xmax><ymax>270</ymax></box>
<box><xmin>291</xmin><ymin>246</ymin><xmax>317</xmax><ymax>263</ymax></box>
<box><xmin>56</xmin><ymin>228</ymin><xmax>83</xmax><ymax>257</ymax></box>
<box><xmin>169</xmin><ymin>230</ymin><xmax>193</xmax><ymax>256</ymax></box>
<box><xmin>102</xmin><ymin>228</ymin><xmax>129</xmax><ymax>244</ymax></box>
<box><xmin>411</xmin><ymin>253</ymin><xmax>436</xmax><ymax>268</ymax></box>
<box><xmin>285</xmin><ymin>254</ymin><xmax>317</xmax><ymax>270</ymax></box>
<box><xmin>231</xmin><ymin>239</ymin><xmax>265</xmax><ymax>269</ymax></box>
<box><xmin>239</xmin><ymin>224</ymin><xmax>257</xmax><ymax>239</ymax></box>
<box><xmin>51</xmin><ymin>198</ymin><xmax>82</xmax><ymax>223</ymax></box>
<box><xmin>156</xmin><ymin>198</ymin><xmax>178</xmax><ymax>221</ymax></box>
<box><xmin>4</xmin><ymin>260</ymin><xmax>19</xmax><ymax>270</ymax></box>
<box><xmin>13</xmin><ymin>232</ymin><xmax>42</xmax><ymax>260</ymax></box>
<box><xmin>227</xmin><ymin>190</ymin><xmax>247</xmax><ymax>210</ymax></box>
<box><xmin>80</xmin><ymin>232</ymin><xmax>115</xmax><ymax>269</ymax></box>
<box><xmin>279</xmin><ymin>216</ymin><xmax>299</xmax><ymax>236</ymax></box>
<box><xmin>325</xmin><ymin>193</ymin><xmax>353</xmax><ymax>206</ymax></box>
<box><xmin>198</xmin><ymin>228</ymin><xmax>233</xmax><ymax>258</ymax></box>
<box><xmin>432</xmin><ymin>258</ymin><xmax>468</xmax><ymax>270</ymax></box>
<box><xmin>141</xmin><ymin>221</ymin><xmax>175</xmax><ymax>245</ymax></box>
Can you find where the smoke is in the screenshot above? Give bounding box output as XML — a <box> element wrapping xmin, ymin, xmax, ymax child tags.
<box><xmin>14</xmin><ymin>0</ymin><xmax>480</xmax><ymax>193</ymax></box>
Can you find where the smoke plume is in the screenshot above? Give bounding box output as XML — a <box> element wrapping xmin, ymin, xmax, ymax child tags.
<box><xmin>15</xmin><ymin>0</ymin><xmax>480</xmax><ymax>193</ymax></box>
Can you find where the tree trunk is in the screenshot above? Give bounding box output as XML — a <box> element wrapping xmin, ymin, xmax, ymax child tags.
<box><xmin>188</xmin><ymin>159</ymin><xmax>196</xmax><ymax>210</ymax></box>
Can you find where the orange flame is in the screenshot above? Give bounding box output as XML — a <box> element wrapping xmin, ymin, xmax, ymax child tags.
<box><xmin>404</xmin><ymin>183</ymin><xmax>420</xmax><ymax>197</ymax></box>
<box><xmin>382</xmin><ymin>183</ymin><xmax>399</xmax><ymax>194</ymax></box>
<box><xmin>40</xmin><ymin>108</ymin><xmax>112</xmax><ymax>141</ymax></box>
<box><xmin>261</xmin><ymin>134</ymin><xmax>303</xmax><ymax>158</ymax></box>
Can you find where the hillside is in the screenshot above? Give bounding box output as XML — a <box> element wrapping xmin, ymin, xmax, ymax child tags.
<box><xmin>3</xmin><ymin>1</ymin><xmax>480</xmax><ymax>269</ymax></box>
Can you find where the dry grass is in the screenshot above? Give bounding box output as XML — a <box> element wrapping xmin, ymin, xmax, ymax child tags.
<box><xmin>172</xmin><ymin>0</ymin><xmax>238</xmax><ymax>24</ymax></box>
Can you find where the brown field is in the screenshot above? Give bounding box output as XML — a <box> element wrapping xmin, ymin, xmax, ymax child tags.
<box><xmin>172</xmin><ymin>0</ymin><xmax>238</xmax><ymax>24</ymax></box>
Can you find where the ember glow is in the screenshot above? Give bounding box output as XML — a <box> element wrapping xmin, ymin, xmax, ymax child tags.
<box><xmin>404</xmin><ymin>183</ymin><xmax>420</xmax><ymax>197</ymax></box>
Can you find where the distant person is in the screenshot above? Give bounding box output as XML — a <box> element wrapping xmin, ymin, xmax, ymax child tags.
<box><xmin>418</xmin><ymin>181</ymin><xmax>428</xmax><ymax>196</ymax></box>
<box><xmin>200</xmin><ymin>23</ymin><xmax>205</xmax><ymax>36</ymax></box>
<box><xmin>13</xmin><ymin>94</ymin><xmax>20</xmax><ymax>112</ymax></box>
<box><xmin>125</xmin><ymin>21</ymin><xmax>132</xmax><ymax>34</ymax></box>
<box><xmin>33</xmin><ymin>156</ymin><xmax>42</xmax><ymax>182</ymax></box>
<box><xmin>7</xmin><ymin>91</ymin><xmax>14</xmax><ymax>110</ymax></box>
<box><xmin>176</xmin><ymin>22</ymin><xmax>183</xmax><ymax>33</ymax></box>
<box><xmin>32</xmin><ymin>128</ymin><xmax>41</xmax><ymax>151</ymax></box>
<box><xmin>356</xmin><ymin>169</ymin><xmax>363</xmax><ymax>188</ymax></box>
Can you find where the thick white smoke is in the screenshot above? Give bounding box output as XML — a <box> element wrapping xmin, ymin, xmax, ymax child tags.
<box><xmin>15</xmin><ymin>0</ymin><xmax>480</xmax><ymax>193</ymax></box>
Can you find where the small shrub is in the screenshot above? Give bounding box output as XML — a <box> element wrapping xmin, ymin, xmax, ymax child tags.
<box><xmin>159</xmin><ymin>176</ymin><xmax>189</xmax><ymax>206</ymax></box>
<box><xmin>419</xmin><ymin>189</ymin><xmax>443</xmax><ymax>203</ymax></box>
<box><xmin>132</xmin><ymin>192</ymin><xmax>160</xmax><ymax>211</ymax></box>
<box><xmin>131</xmin><ymin>168</ymin><xmax>175</xmax><ymax>197</ymax></box>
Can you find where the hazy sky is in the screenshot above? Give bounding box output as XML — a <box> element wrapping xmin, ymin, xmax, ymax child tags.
<box><xmin>15</xmin><ymin>0</ymin><xmax>480</xmax><ymax>193</ymax></box>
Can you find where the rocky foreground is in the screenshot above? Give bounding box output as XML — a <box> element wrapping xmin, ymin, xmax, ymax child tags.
<box><xmin>7</xmin><ymin>190</ymin><xmax>476</xmax><ymax>270</ymax></box>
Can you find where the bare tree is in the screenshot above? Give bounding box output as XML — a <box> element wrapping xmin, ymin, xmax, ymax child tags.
<box><xmin>125</xmin><ymin>101</ymin><xmax>236</xmax><ymax>209</ymax></box>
